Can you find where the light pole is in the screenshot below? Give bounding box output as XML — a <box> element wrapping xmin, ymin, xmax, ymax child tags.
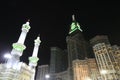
<box><xmin>3</xmin><ymin>53</ymin><xmax>12</xmax><ymax>68</ymax></box>
<box><xmin>3</xmin><ymin>53</ymin><xmax>12</xmax><ymax>63</ymax></box>
<box><xmin>100</xmin><ymin>69</ymin><xmax>107</xmax><ymax>80</ymax></box>
<box><xmin>86</xmin><ymin>77</ymin><xmax>92</xmax><ymax>80</ymax></box>
<box><xmin>45</xmin><ymin>74</ymin><xmax>50</xmax><ymax>80</ymax></box>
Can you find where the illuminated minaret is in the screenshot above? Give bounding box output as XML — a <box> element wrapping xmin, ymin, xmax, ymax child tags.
<box><xmin>7</xmin><ymin>21</ymin><xmax>31</xmax><ymax>68</ymax></box>
<box><xmin>29</xmin><ymin>36</ymin><xmax>41</xmax><ymax>80</ymax></box>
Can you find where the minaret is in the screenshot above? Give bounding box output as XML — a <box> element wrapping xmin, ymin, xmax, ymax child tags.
<box><xmin>7</xmin><ymin>21</ymin><xmax>31</xmax><ymax>69</ymax></box>
<box><xmin>29</xmin><ymin>36</ymin><xmax>41</xmax><ymax>80</ymax></box>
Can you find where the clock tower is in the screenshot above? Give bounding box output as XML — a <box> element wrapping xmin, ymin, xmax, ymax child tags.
<box><xmin>66</xmin><ymin>15</ymin><xmax>90</xmax><ymax>80</ymax></box>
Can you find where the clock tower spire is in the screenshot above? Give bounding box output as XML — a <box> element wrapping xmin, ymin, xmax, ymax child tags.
<box><xmin>69</xmin><ymin>15</ymin><xmax>82</xmax><ymax>34</ymax></box>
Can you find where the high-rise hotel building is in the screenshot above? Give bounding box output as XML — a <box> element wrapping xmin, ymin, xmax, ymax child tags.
<box><xmin>112</xmin><ymin>45</ymin><xmax>120</xmax><ymax>70</ymax></box>
<box><xmin>66</xmin><ymin>15</ymin><xmax>92</xmax><ymax>80</ymax></box>
<box><xmin>90</xmin><ymin>35</ymin><xmax>120</xmax><ymax>80</ymax></box>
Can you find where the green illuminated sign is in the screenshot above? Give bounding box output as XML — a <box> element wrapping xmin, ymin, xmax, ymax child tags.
<box><xmin>71</xmin><ymin>23</ymin><xmax>76</xmax><ymax>30</ymax></box>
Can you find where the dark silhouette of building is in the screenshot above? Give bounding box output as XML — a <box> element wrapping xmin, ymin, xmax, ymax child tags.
<box><xmin>49</xmin><ymin>47</ymin><xmax>68</xmax><ymax>80</ymax></box>
<box><xmin>49</xmin><ymin>47</ymin><xmax>68</xmax><ymax>73</ymax></box>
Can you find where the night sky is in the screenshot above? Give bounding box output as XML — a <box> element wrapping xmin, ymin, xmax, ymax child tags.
<box><xmin>0</xmin><ymin>1</ymin><xmax>120</xmax><ymax>65</ymax></box>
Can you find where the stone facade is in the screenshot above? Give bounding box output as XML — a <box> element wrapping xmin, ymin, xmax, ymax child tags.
<box><xmin>90</xmin><ymin>35</ymin><xmax>120</xmax><ymax>80</ymax></box>
<box><xmin>0</xmin><ymin>62</ymin><xmax>34</xmax><ymax>80</ymax></box>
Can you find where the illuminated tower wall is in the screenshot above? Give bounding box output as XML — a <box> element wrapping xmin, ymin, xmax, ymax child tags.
<box><xmin>112</xmin><ymin>45</ymin><xmax>120</xmax><ymax>67</ymax></box>
<box><xmin>72</xmin><ymin>58</ymin><xmax>99</xmax><ymax>80</ymax></box>
<box><xmin>112</xmin><ymin>45</ymin><xmax>120</xmax><ymax>79</ymax></box>
<box><xmin>72</xmin><ymin>59</ymin><xmax>90</xmax><ymax>80</ymax></box>
<box><xmin>90</xmin><ymin>35</ymin><xmax>119</xmax><ymax>80</ymax></box>
<box><xmin>17</xmin><ymin>62</ymin><xmax>34</xmax><ymax>80</ymax></box>
<box><xmin>87</xmin><ymin>58</ymin><xmax>100</xmax><ymax>80</ymax></box>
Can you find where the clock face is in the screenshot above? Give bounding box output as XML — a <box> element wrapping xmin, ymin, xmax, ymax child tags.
<box><xmin>69</xmin><ymin>22</ymin><xmax>82</xmax><ymax>34</ymax></box>
<box><xmin>69</xmin><ymin>22</ymin><xmax>78</xmax><ymax>34</ymax></box>
<box><xmin>71</xmin><ymin>23</ymin><xmax>76</xmax><ymax>30</ymax></box>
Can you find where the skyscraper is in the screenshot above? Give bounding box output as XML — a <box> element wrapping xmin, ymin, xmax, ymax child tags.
<box><xmin>90</xmin><ymin>35</ymin><xmax>119</xmax><ymax>80</ymax></box>
<box><xmin>66</xmin><ymin>15</ymin><xmax>91</xmax><ymax>80</ymax></box>
<box><xmin>49</xmin><ymin>47</ymin><xmax>68</xmax><ymax>74</ymax></box>
<box><xmin>66</xmin><ymin>15</ymin><xmax>91</xmax><ymax>67</ymax></box>
<box><xmin>48</xmin><ymin>47</ymin><xmax>68</xmax><ymax>80</ymax></box>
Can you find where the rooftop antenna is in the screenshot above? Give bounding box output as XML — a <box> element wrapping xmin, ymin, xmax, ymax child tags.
<box><xmin>38</xmin><ymin>34</ymin><xmax>40</xmax><ymax>37</ymax></box>
<box><xmin>72</xmin><ymin>14</ymin><xmax>75</xmax><ymax>21</ymax></box>
<box><xmin>27</xmin><ymin>19</ymin><xmax>30</xmax><ymax>22</ymax></box>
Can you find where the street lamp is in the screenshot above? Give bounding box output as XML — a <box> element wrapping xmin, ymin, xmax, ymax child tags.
<box><xmin>100</xmin><ymin>69</ymin><xmax>107</xmax><ymax>75</ymax></box>
<box><xmin>3</xmin><ymin>53</ymin><xmax>12</xmax><ymax>68</ymax></box>
<box><xmin>3</xmin><ymin>53</ymin><xmax>12</xmax><ymax>64</ymax></box>
<box><xmin>100</xmin><ymin>69</ymin><xmax>107</xmax><ymax>80</ymax></box>
<box><xmin>86</xmin><ymin>77</ymin><xmax>92</xmax><ymax>80</ymax></box>
<box><xmin>45</xmin><ymin>74</ymin><xmax>50</xmax><ymax>79</ymax></box>
<box><xmin>4</xmin><ymin>53</ymin><xmax>12</xmax><ymax>59</ymax></box>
